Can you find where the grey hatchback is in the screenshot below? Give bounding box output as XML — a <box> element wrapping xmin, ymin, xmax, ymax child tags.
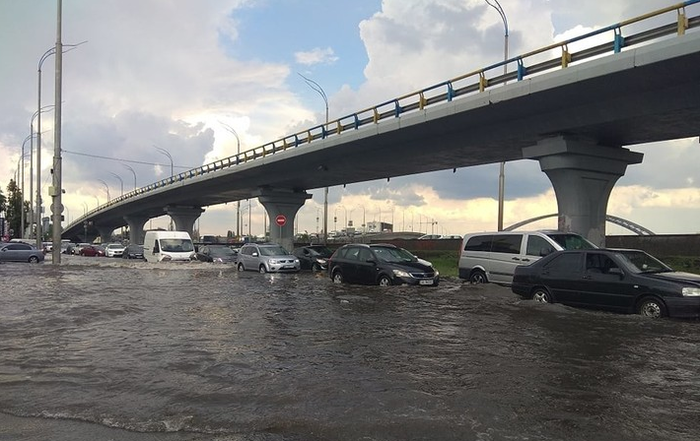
<box><xmin>0</xmin><ymin>242</ymin><xmax>45</xmax><ymax>263</ymax></box>
<box><xmin>237</xmin><ymin>243</ymin><xmax>300</xmax><ymax>273</ymax></box>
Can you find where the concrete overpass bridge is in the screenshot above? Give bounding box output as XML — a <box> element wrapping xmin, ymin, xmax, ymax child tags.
<box><xmin>63</xmin><ymin>1</ymin><xmax>700</xmax><ymax>251</ymax></box>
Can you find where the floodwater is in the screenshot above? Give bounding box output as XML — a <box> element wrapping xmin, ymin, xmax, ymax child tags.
<box><xmin>0</xmin><ymin>255</ymin><xmax>699</xmax><ymax>441</ymax></box>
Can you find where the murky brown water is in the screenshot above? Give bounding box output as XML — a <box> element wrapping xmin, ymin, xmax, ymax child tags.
<box><xmin>1</xmin><ymin>255</ymin><xmax>699</xmax><ymax>440</ymax></box>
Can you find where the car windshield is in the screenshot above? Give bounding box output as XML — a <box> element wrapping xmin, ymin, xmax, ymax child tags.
<box><xmin>547</xmin><ymin>233</ymin><xmax>597</xmax><ymax>250</ymax></box>
<box><xmin>614</xmin><ymin>250</ymin><xmax>673</xmax><ymax>274</ymax></box>
<box><xmin>160</xmin><ymin>239</ymin><xmax>194</xmax><ymax>252</ymax></box>
<box><xmin>209</xmin><ymin>247</ymin><xmax>236</xmax><ymax>257</ymax></box>
<box><xmin>372</xmin><ymin>246</ymin><xmax>416</xmax><ymax>263</ymax></box>
<box><xmin>308</xmin><ymin>246</ymin><xmax>332</xmax><ymax>257</ymax></box>
<box><xmin>260</xmin><ymin>246</ymin><xmax>289</xmax><ymax>256</ymax></box>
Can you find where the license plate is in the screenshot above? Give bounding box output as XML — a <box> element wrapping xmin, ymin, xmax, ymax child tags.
<box><xmin>419</xmin><ymin>279</ymin><xmax>434</xmax><ymax>285</ymax></box>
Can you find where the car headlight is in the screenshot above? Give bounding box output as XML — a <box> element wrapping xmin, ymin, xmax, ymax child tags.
<box><xmin>316</xmin><ymin>258</ymin><xmax>327</xmax><ymax>264</ymax></box>
<box><xmin>682</xmin><ymin>287</ymin><xmax>700</xmax><ymax>297</ymax></box>
<box><xmin>434</xmin><ymin>270</ymin><xmax>440</xmax><ymax>277</ymax></box>
<box><xmin>393</xmin><ymin>269</ymin><xmax>410</xmax><ymax>278</ymax></box>
<box><xmin>269</xmin><ymin>259</ymin><xmax>280</xmax><ymax>264</ymax></box>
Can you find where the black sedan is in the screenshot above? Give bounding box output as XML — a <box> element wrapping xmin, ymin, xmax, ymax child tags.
<box><xmin>292</xmin><ymin>245</ymin><xmax>333</xmax><ymax>271</ymax></box>
<box><xmin>122</xmin><ymin>244</ymin><xmax>145</xmax><ymax>260</ymax></box>
<box><xmin>328</xmin><ymin>243</ymin><xmax>439</xmax><ymax>286</ymax></box>
<box><xmin>512</xmin><ymin>248</ymin><xmax>700</xmax><ymax>318</ymax></box>
<box><xmin>195</xmin><ymin>245</ymin><xmax>238</xmax><ymax>263</ymax></box>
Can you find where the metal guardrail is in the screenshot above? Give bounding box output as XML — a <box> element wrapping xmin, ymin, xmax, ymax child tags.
<box><xmin>70</xmin><ymin>0</ymin><xmax>700</xmax><ymax>229</ymax></box>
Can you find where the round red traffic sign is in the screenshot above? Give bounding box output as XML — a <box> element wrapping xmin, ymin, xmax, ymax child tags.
<box><xmin>275</xmin><ymin>214</ymin><xmax>287</xmax><ymax>227</ymax></box>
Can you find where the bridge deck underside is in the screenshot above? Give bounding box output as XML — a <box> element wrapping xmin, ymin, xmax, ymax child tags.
<box><xmin>66</xmin><ymin>33</ymin><xmax>700</xmax><ymax>234</ymax></box>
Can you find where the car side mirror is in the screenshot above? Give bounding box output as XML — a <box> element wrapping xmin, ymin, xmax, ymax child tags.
<box><xmin>608</xmin><ymin>267</ymin><xmax>623</xmax><ymax>277</ymax></box>
<box><xmin>252</xmin><ymin>252</ymin><xmax>259</xmax><ymax>257</ymax></box>
<box><xmin>366</xmin><ymin>258</ymin><xmax>376</xmax><ymax>264</ymax></box>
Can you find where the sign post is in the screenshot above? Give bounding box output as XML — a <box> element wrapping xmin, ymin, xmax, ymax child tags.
<box><xmin>275</xmin><ymin>214</ymin><xmax>286</xmax><ymax>244</ymax></box>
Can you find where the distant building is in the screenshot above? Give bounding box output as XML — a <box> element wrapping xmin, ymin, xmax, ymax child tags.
<box><xmin>366</xmin><ymin>221</ymin><xmax>393</xmax><ymax>233</ymax></box>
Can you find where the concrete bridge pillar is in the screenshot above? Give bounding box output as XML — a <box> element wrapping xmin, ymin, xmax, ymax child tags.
<box><xmin>523</xmin><ymin>136</ymin><xmax>643</xmax><ymax>247</ymax></box>
<box><xmin>254</xmin><ymin>188</ymin><xmax>312</xmax><ymax>252</ymax></box>
<box><xmin>95</xmin><ymin>225</ymin><xmax>115</xmax><ymax>245</ymax></box>
<box><xmin>124</xmin><ymin>215</ymin><xmax>149</xmax><ymax>245</ymax></box>
<box><xmin>164</xmin><ymin>206</ymin><xmax>205</xmax><ymax>238</ymax></box>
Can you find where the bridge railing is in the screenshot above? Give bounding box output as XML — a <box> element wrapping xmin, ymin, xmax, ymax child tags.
<box><xmin>70</xmin><ymin>0</ymin><xmax>700</xmax><ymax>228</ymax></box>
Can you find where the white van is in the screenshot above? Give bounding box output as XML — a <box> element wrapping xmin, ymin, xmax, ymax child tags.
<box><xmin>143</xmin><ymin>231</ymin><xmax>195</xmax><ymax>262</ymax></box>
<box><xmin>458</xmin><ymin>230</ymin><xmax>596</xmax><ymax>285</ymax></box>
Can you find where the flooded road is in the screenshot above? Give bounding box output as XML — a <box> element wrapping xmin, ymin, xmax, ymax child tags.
<box><xmin>1</xmin><ymin>256</ymin><xmax>699</xmax><ymax>440</ymax></box>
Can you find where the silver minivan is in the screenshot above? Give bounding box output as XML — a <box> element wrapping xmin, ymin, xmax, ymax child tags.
<box><xmin>237</xmin><ymin>243</ymin><xmax>300</xmax><ymax>273</ymax></box>
<box><xmin>458</xmin><ymin>230</ymin><xmax>596</xmax><ymax>285</ymax></box>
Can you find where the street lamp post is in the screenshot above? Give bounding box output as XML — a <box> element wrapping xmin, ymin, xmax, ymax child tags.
<box><xmin>220</xmin><ymin>121</ymin><xmax>241</xmax><ymax>238</ymax></box>
<box><xmin>97</xmin><ymin>179</ymin><xmax>110</xmax><ymax>201</ymax></box>
<box><xmin>122</xmin><ymin>163</ymin><xmax>137</xmax><ymax>190</ymax></box>
<box><xmin>19</xmin><ymin>134</ymin><xmax>35</xmax><ymax>238</ymax></box>
<box><xmin>110</xmin><ymin>172</ymin><xmax>124</xmax><ymax>197</ymax></box>
<box><xmin>485</xmin><ymin>0</ymin><xmax>509</xmax><ymax>231</ymax></box>
<box><xmin>29</xmin><ymin>105</ymin><xmax>54</xmax><ymax>239</ymax></box>
<box><xmin>154</xmin><ymin>145</ymin><xmax>174</xmax><ymax>230</ymax></box>
<box><xmin>299</xmin><ymin>73</ymin><xmax>329</xmax><ymax>244</ymax></box>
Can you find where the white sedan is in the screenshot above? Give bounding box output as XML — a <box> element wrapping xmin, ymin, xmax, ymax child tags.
<box><xmin>104</xmin><ymin>243</ymin><xmax>126</xmax><ymax>258</ymax></box>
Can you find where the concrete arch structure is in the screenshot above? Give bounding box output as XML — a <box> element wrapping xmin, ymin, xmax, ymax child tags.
<box><xmin>505</xmin><ymin>213</ymin><xmax>655</xmax><ymax>236</ymax></box>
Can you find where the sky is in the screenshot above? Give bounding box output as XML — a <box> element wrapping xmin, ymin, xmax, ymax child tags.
<box><xmin>1</xmin><ymin>0</ymin><xmax>699</xmax><ymax>239</ymax></box>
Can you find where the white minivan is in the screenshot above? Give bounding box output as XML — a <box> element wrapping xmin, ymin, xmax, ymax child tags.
<box><xmin>143</xmin><ymin>231</ymin><xmax>195</xmax><ymax>262</ymax></box>
<box><xmin>458</xmin><ymin>230</ymin><xmax>596</xmax><ymax>285</ymax></box>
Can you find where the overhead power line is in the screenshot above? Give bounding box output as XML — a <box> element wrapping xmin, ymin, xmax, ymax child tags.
<box><xmin>62</xmin><ymin>149</ymin><xmax>195</xmax><ymax>170</ymax></box>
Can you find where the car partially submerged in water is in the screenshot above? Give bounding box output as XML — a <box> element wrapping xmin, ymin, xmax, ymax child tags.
<box><xmin>512</xmin><ymin>248</ymin><xmax>700</xmax><ymax>318</ymax></box>
<box><xmin>328</xmin><ymin>243</ymin><xmax>439</xmax><ymax>286</ymax></box>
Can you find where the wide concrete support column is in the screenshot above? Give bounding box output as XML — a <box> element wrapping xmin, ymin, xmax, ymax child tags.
<box><xmin>523</xmin><ymin>136</ymin><xmax>643</xmax><ymax>247</ymax></box>
<box><xmin>124</xmin><ymin>215</ymin><xmax>149</xmax><ymax>245</ymax></box>
<box><xmin>164</xmin><ymin>206</ymin><xmax>205</xmax><ymax>238</ymax></box>
<box><xmin>254</xmin><ymin>188</ymin><xmax>312</xmax><ymax>252</ymax></box>
<box><xmin>95</xmin><ymin>226</ymin><xmax>115</xmax><ymax>245</ymax></box>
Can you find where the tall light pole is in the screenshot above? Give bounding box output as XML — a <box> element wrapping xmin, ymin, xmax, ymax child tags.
<box><xmin>30</xmin><ymin>105</ymin><xmax>54</xmax><ymax>239</ymax></box>
<box><xmin>299</xmin><ymin>73</ymin><xmax>329</xmax><ymax>244</ymax></box>
<box><xmin>122</xmin><ymin>163</ymin><xmax>137</xmax><ymax>190</ymax></box>
<box><xmin>36</xmin><ymin>47</ymin><xmax>54</xmax><ymax>249</ymax></box>
<box><xmin>154</xmin><ymin>145</ymin><xmax>174</xmax><ymax>230</ymax></box>
<box><xmin>97</xmin><ymin>179</ymin><xmax>110</xmax><ymax>201</ymax></box>
<box><xmin>220</xmin><ymin>121</ymin><xmax>241</xmax><ymax>238</ymax></box>
<box><xmin>485</xmin><ymin>0</ymin><xmax>509</xmax><ymax>231</ymax></box>
<box><xmin>110</xmin><ymin>172</ymin><xmax>124</xmax><ymax>197</ymax></box>
<box><xmin>19</xmin><ymin>134</ymin><xmax>35</xmax><ymax>238</ymax></box>
<box><xmin>36</xmin><ymin>37</ymin><xmax>84</xmax><ymax>253</ymax></box>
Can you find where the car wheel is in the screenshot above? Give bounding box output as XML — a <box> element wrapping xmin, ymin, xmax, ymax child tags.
<box><xmin>469</xmin><ymin>270</ymin><xmax>487</xmax><ymax>284</ymax></box>
<box><xmin>237</xmin><ymin>263</ymin><xmax>245</xmax><ymax>272</ymax></box>
<box><xmin>531</xmin><ymin>288</ymin><xmax>551</xmax><ymax>303</ymax></box>
<box><xmin>332</xmin><ymin>271</ymin><xmax>344</xmax><ymax>284</ymax></box>
<box><xmin>637</xmin><ymin>297</ymin><xmax>667</xmax><ymax>318</ymax></box>
<box><xmin>259</xmin><ymin>264</ymin><xmax>267</xmax><ymax>274</ymax></box>
<box><xmin>28</xmin><ymin>256</ymin><xmax>39</xmax><ymax>263</ymax></box>
<box><xmin>378</xmin><ymin>275</ymin><xmax>392</xmax><ymax>286</ymax></box>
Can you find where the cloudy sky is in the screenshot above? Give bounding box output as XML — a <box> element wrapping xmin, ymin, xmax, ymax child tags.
<box><xmin>1</xmin><ymin>0</ymin><xmax>699</xmax><ymax>239</ymax></box>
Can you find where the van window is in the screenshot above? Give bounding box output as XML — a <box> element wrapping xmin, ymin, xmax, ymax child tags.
<box><xmin>526</xmin><ymin>235</ymin><xmax>555</xmax><ymax>257</ymax></box>
<box><xmin>153</xmin><ymin>241</ymin><xmax>160</xmax><ymax>253</ymax></box>
<box><xmin>464</xmin><ymin>235</ymin><xmax>493</xmax><ymax>252</ymax></box>
<box><xmin>546</xmin><ymin>233</ymin><xmax>596</xmax><ymax>250</ymax></box>
<box><xmin>160</xmin><ymin>239</ymin><xmax>194</xmax><ymax>252</ymax></box>
<box><xmin>491</xmin><ymin>235</ymin><xmax>521</xmax><ymax>254</ymax></box>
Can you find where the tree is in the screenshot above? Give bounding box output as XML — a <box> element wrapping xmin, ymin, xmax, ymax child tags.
<box><xmin>5</xmin><ymin>180</ymin><xmax>26</xmax><ymax>238</ymax></box>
